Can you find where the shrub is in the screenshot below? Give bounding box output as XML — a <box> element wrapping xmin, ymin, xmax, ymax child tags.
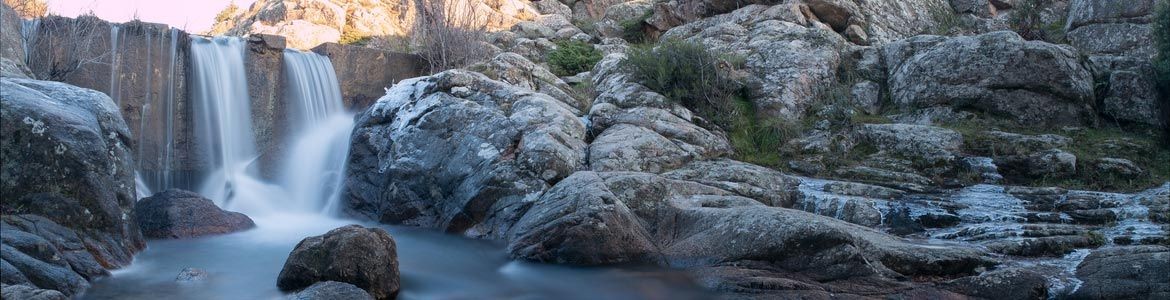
<box><xmin>547</xmin><ymin>40</ymin><xmax>603</xmax><ymax>76</ymax></box>
<box><xmin>214</xmin><ymin>1</ymin><xmax>239</xmax><ymax>23</ymax></box>
<box><xmin>620</xmin><ymin>11</ymin><xmax>653</xmax><ymax>44</ymax></box>
<box><xmin>622</xmin><ymin>39</ymin><xmax>742</xmax><ymax>127</ymax></box>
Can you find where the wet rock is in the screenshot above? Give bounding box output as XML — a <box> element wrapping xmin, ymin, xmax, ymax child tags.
<box><xmin>960</xmin><ymin>156</ymin><xmax>1003</xmax><ymax>183</ymax></box>
<box><xmin>277</xmin><ymin>225</ymin><xmax>399</xmax><ymax>300</ymax></box>
<box><xmin>823</xmin><ymin>181</ymin><xmax>905</xmax><ymax>200</ymax></box>
<box><xmin>344</xmin><ymin>70</ymin><xmax>585</xmax><ymax>239</ymax></box>
<box><xmin>1069</xmin><ymin>245</ymin><xmax>1170</xmax><ymax>300</ymax></box>
<box><xmin>985</xmin><ymin>235</ymin><xmax>1101</xmax><ymax>257</ymax></box>
<box><xmin>311</xmin><ymin>43</ymin><xmax>427</xmax><ymax>110</ymax></box>
<box><xmin>886</xmin><ymin>31</ymin><xmax>1095</xmax><ymax>126</ymax></box>
<box><xmin>175</xmin><ymin>267</ymin><xmax>208</xmax><ymax>283</ymax></box>
<box><xmin>834</xmin><ymin>166</ymin><xmax>934</xmax><ymax>193</ymax></box>
<box><xmin>135</xmin><ymin>189</ymin><xmax>256</xmax><ymax>239</ymax></box>
<box><xmin>0</xmin><ymin>284</ymin><xmax>67</xmax><ymax>300</ymax></box>
<box><xmin>289</xmin><ymin>281</ymin><xmax>374</xmax><ymax>300</ymax></box>
<box><xmin>943</xmin><ymin>268</ymin><xmax>1048</xmax><ymax>300</ymax></box>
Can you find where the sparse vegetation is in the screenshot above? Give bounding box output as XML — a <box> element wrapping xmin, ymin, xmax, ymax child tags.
<box><xmin>214</xmin><ymin>1</ymin><xmax>239</xmax><ymax>23</ymax></box>
<box><xmin>622</xmin><ymin>40</ymin><xmax>743</xmax><ymax>127</ymax></box>
<box><xmin>547</xmin><ymin>40</ymin><xmax>602</xmax><ymax>76</ymax></box>
<box><xmin>410</xmin><ymin>0</ymin><xmax>493</xmax><ymax>73</ymax></box>
<box><xmin>29</xmin><ymin>13</ymin><xmax>111</xmax><ymax>81</ymax></box>
<box><xmin>620</xmin><ymin>11</ymin><xmax>654</xmax><ymax>44</ymax></box>
<box><xmin>927</xmin><ymin>1</ymin><xmax>965</xmax><ymax>35</ymax></box>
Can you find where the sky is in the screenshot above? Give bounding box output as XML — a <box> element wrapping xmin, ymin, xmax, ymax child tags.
<box><xmin>45</xmin><ymin>0</ymin><xmax>257</xmax><ymax>33</ymax></box>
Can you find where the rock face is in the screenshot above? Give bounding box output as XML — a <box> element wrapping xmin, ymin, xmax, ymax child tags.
<box><xmin>246</xmin><ymin>33</ymin><xmax>291</xmax><ymax>180</ymax></box>
<box><xmin>134</xmin><ymin>189</ymin><xmax>256</xmax><ymax>239</ymax></box>
<box><xmin>312</xmin><ymin>42</ymin><xmax>428</xmax><ymax>110</ymax></box>
<box><xmin>886</xmin><ymin>31</ymin><xmax>1095</xmax><ymax>126</ymax></box>
<box><xmin>277</xmin><ymin>225</ymin><xmax>399</xmax><ymax>300</ymax></box>
<box><xmin>1069</xmin><ymin>246</ymin><xmax>1170</xmax><ymax>299</ymax></box>
<box><xmin>0</xmin><ymin>78</ymin><xmax>145</xmax><ymax>296</ymax></box>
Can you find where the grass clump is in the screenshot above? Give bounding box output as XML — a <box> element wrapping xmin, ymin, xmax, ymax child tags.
<box><xmin>547</xmin><ymin>40</ymin><xmax>603</xmax><ymax>76</ymax></box>
<box><xmin>623</xmin><ymin>39</ymin><xmax>743</xmax><ymax>127</ymax></box>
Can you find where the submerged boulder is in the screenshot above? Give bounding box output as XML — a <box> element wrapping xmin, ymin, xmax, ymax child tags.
<box><xmin>277</xmin><ymin>225</ymin><xmax>399</xmax><ymax>300</ymax></box>
<box><xmin>134</xmin><ymin>189</ymin><xmax>256</xmax><ymax>239</ymax></box>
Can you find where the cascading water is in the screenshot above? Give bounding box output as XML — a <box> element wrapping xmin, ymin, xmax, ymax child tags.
<box><xmin>19</xmin><ymin>18</ymin><xmax>39</xmax><ymax>66</ymax></box>
<box><xmin>278</xmin><ymin>49</ymin><xmax>353</xmax><ymax>214</ymax></box>
<box><xmin>189</xmin><ymin>36</ymin><xmax>263</xmax><ymax>211</ymax></box>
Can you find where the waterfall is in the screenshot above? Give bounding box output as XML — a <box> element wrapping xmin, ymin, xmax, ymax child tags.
<box><xmin>189</xmin><ymin>36</ymin><xmax>264</xmax><ymax>211</ymax></box>
<box><xmin>161</xmin><ymin>28</ymin><xmax>180</xmax><ymax>191</ymax></box>
<box><xmin>109</xmin><ymin>25</ymin><xmax>122</xmax><ymax>104</ymax></box>
<box><xmin>19</xmin><ymin>18</ymin><xmax>39</xmax><ymax>66</ymax></box>
<box><xmin>278</xmin><ymin>49</ymin><xmax>353</xmax><ymax>214</ymax></box>
<box><xmin>187</xmin><ymin>38</ymin><xmax>352</xmax><ymax>216</ymax></box>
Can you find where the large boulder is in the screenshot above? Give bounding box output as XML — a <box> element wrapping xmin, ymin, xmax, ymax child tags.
<box><xmin>0</xmin><ymin>78</ymin><xmax>144</xmax><ymax>296</ymax></box>
<box><xmin>507</xmin><ymin>169</ymin><xmax>995</xmax><ymax>297</ymax></box>
<box><xmin>277</xmin><ymin>225</ymin><xmax>399</xmax><ymax>300</ymax></box>
<box><xmin>344</xmin><ymin>70</ymin><xmax>586</xmax><ymax>239</ymax></box>
<box><xmin>1069</xmin><ymin>246</ymin><xmax>1170</xmax><ymax>299</ymax></box>
<box><xmin>134</xmin><ymin>189</ymin><xmax>256</xmax><ymax>239</ymax></box>
<box><xmin>0</xmin><ymin>284</ymin><xmax>67</xmax><ymax>300</ymax></box>
<box><xmin>1064</xmin><ymin>0</ymin><xmax>1162</xmax><ymax>127</ymax></box>
<box><xmin>856</xmin><ymin>123</ymin><xmax>963</xmax><ymax>166</ymax></box>
<box><xmin>885</xmin><ymin>31</ymin><xmax>1096</xmax><ymax>127</ymax></box>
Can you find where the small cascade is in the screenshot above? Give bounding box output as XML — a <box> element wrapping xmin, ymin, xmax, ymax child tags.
<box><xmin>278</xmin><ymin>49</ymin><xmax>353</xmax><ymax>214</ymax></box>
<box><xmin>19</xmin><ymin>18</ymin><xmax>39</xmax><ymax>66</ymax></box>
<box><xmin>161</xmin><ymin>28</ymin><xmax>179</xmax><ymax>190</ymax></box>
<box><xmin>189</xmin><ymin>36</ymin><xmax>262</xmax><ymax>210</ymax></box>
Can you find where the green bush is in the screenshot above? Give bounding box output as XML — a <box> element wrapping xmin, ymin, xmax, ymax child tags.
<box><xmin>547</xmin><ymin>40</ymin><xmax>603</xmax><ymax>76</ymax></box>
<box><xmin>620</xmin><ymin>12</ymin><xmax>653</xmax><ymax>44</ymax></box>
<box><xmin>622</xmin><ymin>39</ymin><xmax>743</xmax><ymax>127</ymax></box>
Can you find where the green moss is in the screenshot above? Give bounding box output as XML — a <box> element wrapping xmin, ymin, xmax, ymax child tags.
<box><xmin>547</xmin><ymin>40</ymin><xmax>603</xmax><ymax>76</ymax></box>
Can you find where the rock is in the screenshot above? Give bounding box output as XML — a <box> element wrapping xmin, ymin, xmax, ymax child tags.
<box><xmin>662</xmin><ymin>5</ymin><xmax>845</xmax><ymax>120</ymax></box>
<box><xmin>277</xmin><ymin>225</ymin><xmax>399</xmax><ymax>300</ymax></box>
<box><xmin>1093</xmin><ymin>157</ymin><xmax>1145</xmax><ymax>179</ymax></box>
<box><xmin>807</xmin><ymin>0</ymin><xmax>860</xmax><ymax>31</ymax></box>
<box><xmin>886</xmin><ymin>31</ymin><xmax>1095</xmax><ymax>126</ymax></box>
<box><xmin>967</xmin><ymin>131</ymin><xmax>1071</xmax><ymax>156</ymax></box>
<box><xmin>470</xmin><ymin>52</ymin><xmax>588</xmax><ymax>112</ymax></box>
<box><xmin>997</xmin><ymin>149</ymin><xmax>1077</xmax><ymax>179</ymax></box>
<box><xmin>834</xmin><ymin>166</ymin><xmax>935</xmax><ymax>193</ymax></box>
<box><xmin>822</xmin><ymin>181</ymin><xmax>906</xmax><ymax>199</ymax></box>
<box><xmin>511</xmin><ymin>21</ymin><xmax>556</xmax><ymax>39</ymax></box>
<box><xmin>175</xmin><ymin>267</ymin><xmax>209</xmax><ymax>283</ymax></box>
<box><xmin>662</xmin><ymin>159</ymin><xmax>801</xmax><ymax>207</ymax></box>
<box><xmin>0</xmin><ymin>284</ymin><xmax>67</xmax><ymax>300</ymax></box>
<box><xmin>856</xmin><ymin>123</ymin><xmax>963</xmax><ymax>167</ymax></box>
<box><xmin>0</xmin><ymin>78</ymin><xmax>145</xmax><ymax>296</ymax></box>
<box><xmin>844</xmin><ymin>24</ymin><xmax>870</xmax><ymax>45</ymax></box>
<box><xmin>944</xmin><ymin>268</ymin><xmax>1048</xmax><ymax>300</ymax></box>
<box><xmin>344</xmin><ymin>70</ymin><xmax>585</xmax><ymax>239</ymax></box>
<box><xmin>1069</xmin><ymin>246</ymin><xmax>1170</xmax><ymax>300</ymax></box>
<box><xmin>135</xmin><ymin>189</ymin><xmax>256</xmax><ymax>239</ymax></box>
<box><xmin>888</xmin><ymin>106</ymin><xmax>975</xmax><ymax>125</ymax></box>
<box><xmin>595</xmin><ymin>0</ymin><xmax>655</xmax><ymax>39</ymax></box>
<box><xmin>589</xmin><ymin>124</ymin><xmax>694</xmax><ymax>173</ymax></box>
<box><xmin>289</xmin><ymin>281</ymin><xmax>374</xmax><ymax>300</ymax></box>
<box><xmin>850</xmin><ymin>81</ymin><xmax>882</xmax><ymax>115</ymax></box>
<box><xmin>950</xmin><ymin>0</ymin><xmax>995</xmax><ymax>17</ymax></box>
<box><xmin>1101</xmin><ymin>68</ymin><xmax>1162</xmax><ymax>127</ymax></box>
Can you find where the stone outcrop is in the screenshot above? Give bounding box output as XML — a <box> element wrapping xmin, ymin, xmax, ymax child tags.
<box><xmin>1065</xmin><ymin>0</ymin><xmax>1163</xmax><ymax>127</ymax></box>
<box><xmin>344</xmin><ymin>69</ymin><xmax>587</xmax><ymax>239</ymax></box>
<box><xmin>312</xmin><ymin>42</ymin><xmax>428</xmax><ymax>110</ymax></box>
<box><xmin>134</xmin><ymin>189</ymin><xmax>256</xmax><ymax>239</ymax></box>
<box><xmin>277</xmin><ymin>225</ymin><xmax>400</xmax><ymax>300</ymax></box>
<box><xmin>1</xmin><ymin>78</ymin><xmax>145</xmax><ymax>296</ymax></box>
<box><xmin>1069</xmin><ymin>246</ymin><xmax>1170</xmax><ymax>299</ymax></box>
<box><xmin>885</xmin><ymin>31</ymin><xmax>1095</xmax><ymax>126</ymax></box>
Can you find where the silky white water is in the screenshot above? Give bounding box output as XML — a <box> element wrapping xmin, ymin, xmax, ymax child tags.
<box><xmin>278</xmin><ymin>49</ymin><xmax>353</xmax><ymax>214</ymax></box>
<box><xmin>189</xmin><ymin>36</ymin><xmax>260</xmax><ymax>211</ymax></box>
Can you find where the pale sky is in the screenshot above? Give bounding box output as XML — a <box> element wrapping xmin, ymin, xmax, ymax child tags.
<box><xmin>45</xmin><ymin>0</ymin><xmax>257</xmax><ymax>33</ymax></box>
